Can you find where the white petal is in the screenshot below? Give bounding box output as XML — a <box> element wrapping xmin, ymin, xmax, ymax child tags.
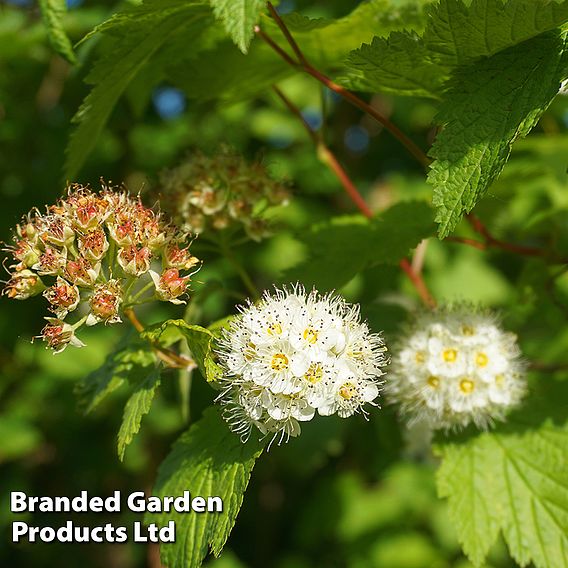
<box><xmin>86</xmin><ymin>313</ymin><xmax>99</xmax><ymax>327</ymax></box>
<box><xmin>290</xmin><ymin>351</ymin><xmax>311</xmax><ymax>376</ymax></box>
<box><xmin>317</xmin><ymin>402</ymin><xmax>336</xmax><ymax>416</ymax></box>
<box><xmin>361</xmin><ymin>381</ymin><xmax>379</xmax><ymax>402</ymax></box>
<box><xmin>292</xmin><ymin>402</ymin><xmax>315</xmax><ymax>422</ymax></box>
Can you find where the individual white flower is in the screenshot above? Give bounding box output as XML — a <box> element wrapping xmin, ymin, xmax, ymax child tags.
<box><xmin>216</xmin><ymin>285</ymin><xmax>388</xmax><ymax>445</ymax></box>
<box><xmin>385</xmin><ymin>304</ymin><xmax>526</xmax><ymax>430</ymax></box>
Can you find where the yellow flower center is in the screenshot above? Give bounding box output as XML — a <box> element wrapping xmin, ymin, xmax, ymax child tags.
<box><xmin>270</xmin><ymin>353</ymin><xmax>289</xmax><ymax>371</ymax></box>
<box><xmin>303</xmin><ymin>327</ymin><xmax>318</xmax><ymax>344</ymax></box>
<box><xmin>415</xmin><ymin>351</ymin><xmax>426</xmax><ymax>363</ymax></box>
<box><xmin>427</xmin><ymin>375</ymin><xmax>440</xmax><ymax>388</ymax></box>
<box><xmin>495</xmin><ymin>373</ymin><xmax>505</xmax><ymax>386</ymax></box>
<box><xmin>339</xmin><ymin>382</ymin><xmax>357</xmax><ymax>400</ymax></box>
<box><xmin>304</xmin><ymin>363</ymin><xmax>323</xmax><ymax>384</ymax></box>
<box><xmin>267</xmin><ymin>322</ymin><xmax>282</xmax><ymax>336</ymax></box>
<box><xmin>475</xmin><ymin>352</ymin><xmax>488</xmax><ymax>367</ymax></box>
<box><xmin>443</xmin><ymin>348</ymin><xmax>458</xmax><ymax>363</ymax></box>
<box><xmin>462</xmin><ymin>325</ymin><xmax>475</xmax><ymax>336</ymax></box>
<box><xmin>459</xmin><ymin>378</ymin><xmax>475</xmax><ymax>394</ymax></box>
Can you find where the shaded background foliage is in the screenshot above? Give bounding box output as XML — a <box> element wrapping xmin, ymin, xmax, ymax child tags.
<box><xmin>1</xmin><ymin>0</ymin><xmax>568</xmax><ymax>567</ymax></box>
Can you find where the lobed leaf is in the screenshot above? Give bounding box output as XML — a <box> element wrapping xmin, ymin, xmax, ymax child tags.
<box><xmin>430</xmin><ymin>31</ymin><xmax>568</xmax><ymax>237</ymax></box>
<box><xmin>424</xmin><ymin>0</ymin><xmax>568</xmax><ymax>68</ymax></box>
<box><xmin>209</xmin><ymin>0</ymin><xmax>265</xmax><ymax>53</ymax></box>
<box><xmin>65</xmin><ymin>0</ymin><xmax>217</xmax><ymax>179</ymax></box>
<box><xmin>436</xmin><ymin>382</ymin><xmax>568</xmax><ymax>567</ymax></box>
<box><xmin>142</xmin><ymin>319</ymin><xmax>222</xmax><ymax>382</ymax></box>
<box><xmin>147</xmin><ymin>408</ymin><xmax>263</xmax><ymax>567</ymax></box>
<box><xmin>38</xmin><ymin>0</ymin><xmax>76</xmax><ymax>64</ymax></box>
<box><xmin>339</xmin><ymin>32</ymin><xmax>446</xmax><ymax>99</ymax></box>
<box><xmin>285</xmin><ymin>201</ymin><xmax>435</xmax><ymax>291</ymax></box>
<box><xmin>168</xmin><ymin>0</ymin><xmax>430</xmax><ymax>104</ymax></box>
<box><xmin>75</xmin><ymin>341</ymin><xmax>156</xmax><ymax>414</ymax></box>
<box><xmin>117</xmin><ymin>367</ymin><xmax>161</xmax><ymax>461</ymax></box>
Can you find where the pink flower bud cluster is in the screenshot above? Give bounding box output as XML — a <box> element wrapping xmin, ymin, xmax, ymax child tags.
<box><xmin>3</xmin><ymin>182</ymin><xmax>200</xmax><ymax>352</ymax></box>
<box><xmin>156</xmin><ymin>147</ymin><xmax>290</xmax><ymax>241</ymax></box>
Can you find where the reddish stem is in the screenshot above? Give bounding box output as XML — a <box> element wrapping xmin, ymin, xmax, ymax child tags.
<box><xmin>272</xmin><ymin>86</ymin><xmax>436</xmax><ymax>308</ymax></box>
<box><xmin>465</xmin><ymin>214</ymin><xmax>563</xmax><ymax>260</ymax></box>
<box><xmin>259</xmin><ymin>4</ymin><xmax>430</xmax><ymax>168</ymax></box>
<box><xmin>399</xmin><ymin>258</ymin><xmax>436</xmax><ymax>308</ymax></box>
<box><xmin>124</xmin><ymin>308</ymin><xmax>196</xmax><ymax>369</ymax></box>
<box><xmin>445</xmin><ymin>236</ymin><xmax>487</xmax><ymax>251</ymax></box>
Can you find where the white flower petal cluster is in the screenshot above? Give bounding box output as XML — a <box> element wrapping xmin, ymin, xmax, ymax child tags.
<box><xmin>386</xmin><ymin>305</ymin><xmax>526</xmax><ymax>430</ymax></box>
<box><xmin>217</xmin><ymin>286</ymin><xmax>388</xmax><ymax>445</ymax></box>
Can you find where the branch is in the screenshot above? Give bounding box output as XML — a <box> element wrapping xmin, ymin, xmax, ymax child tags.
<box><xmin>272</xmin><ymin>86</ymin><xmax>436</xmax><ymax>308</ymax></box>
<box><xmin>123</xmin><ymin>308</ymin><xmax>196</xmax><ymax>369</ymax></box>
<box><xmin>462</xmin><ymin>214</ymin><xmax>567</xmax><ymax>262</ymax></box>
<box><xmin>258</xmin><ymin>3</ymin><xmax>430</xmax><ymax>168</ymax></box>
<box><xmin>529</xmin><ymin>360</ymin><xmax>568</xmax><ymax>373</ymax></box>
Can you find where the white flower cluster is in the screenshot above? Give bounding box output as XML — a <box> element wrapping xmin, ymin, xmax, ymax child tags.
<box><xmin>386</xmin><ymin>305</ymin><xmax>526</xmax><ymax>430</ymax></box>
<box><xmin>216</xmin><ymin>286</ymin><xmax>388</xmax><ymax>444</ymax></box>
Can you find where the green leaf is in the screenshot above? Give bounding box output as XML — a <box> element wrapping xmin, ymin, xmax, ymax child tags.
<box><xmin>142</xmin><ymin>320</ymin><xmax>222</xmax><ymax>382</ymax></box>
<box><xmin>430</xmin><ymin>31</ymin><xmax>568</xmax><ymax>237</ymax></box>
<box><xmin>147</xmin><ymin>408</ymin><xmax>263</xmax><ymax>568</ymax></box>
<box><xmin>339</xmin><ymin>32</ymin><xmax>446</xmax><ymax>99</ymax></box>
<box><xmin>341</xmin><ymin>0</ymin><xmax>568</xmax><ymax>100</ymax></box>
<box><xmin>285</xmin><ymin>201</ymin><xmax>435</xmax><ymax>290</ymax></box>
<box><xmin>209</xmin><ymin>0</ymin><xmax>265</xmax><ymax>53</ymax></box>
<box><xmin>280</xmin><ymin>12</ymin><xmax>329</xmax><ymax>32</ymax></box>
<box><xmin>38</xmin><ymin>0</ymin><xmax>76</xmax><ymax>64</ymax></box>
<box><xmin>65</xmin><ymin>0</ymin><xmax>216</xmax><ymax>179</ymax></box>
<box><xmin>75</xmin><ymin>341</ymin><xmax>156</xmax><ymax>414</ymax></box>
<box><xmin>425</xmin><ymin>0</ymin><xmax>568</xmax><ymax>68</ymax></box>
<box><xmin>168</xmin><ymin>0</ymin><xmax>430</xmax><ymax>104</ymax></box>
<box><xmin>436</xmin><ymin>383</ymin><xmax>568</xmax><ymax>568</ymax></box>
<box><xmin>117</xmin><ymin>367</ymin><xmax>161</xmax><ymax>461</ymax></box>
<box><xmin>371</xmin><ymin>201</ymin><xmax>437</xmax><ymax>264</ymax></box>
